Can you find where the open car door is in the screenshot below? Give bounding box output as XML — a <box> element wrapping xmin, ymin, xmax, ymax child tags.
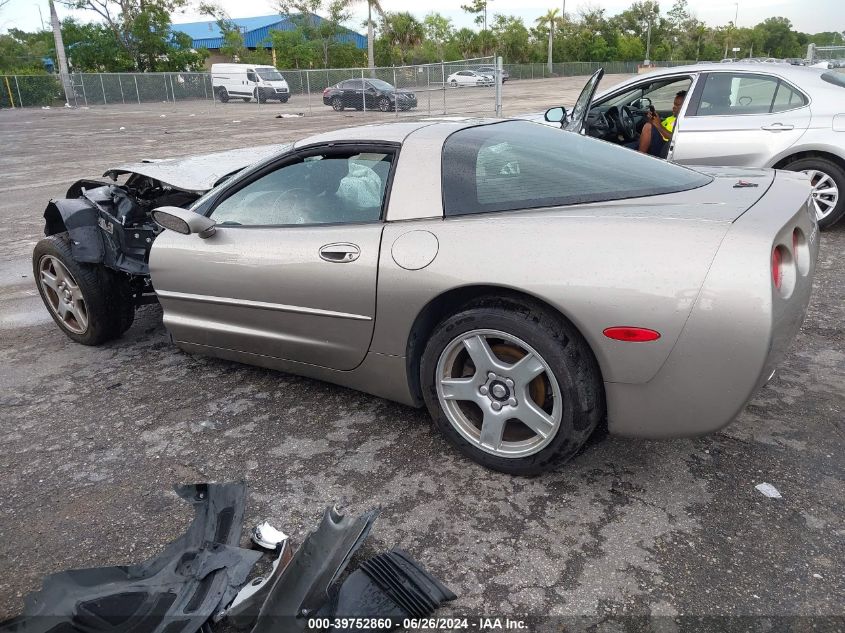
<box><xmin>564</xmin><ymin>68</ymin><xmax>604</xmax><ymax>133</ymax></box>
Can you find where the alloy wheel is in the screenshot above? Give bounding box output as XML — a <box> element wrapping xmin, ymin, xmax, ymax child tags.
<box><xmin>38</xmin><ymin>255</ymin><xmax>89</xmax><ymax>334</ymax></box>
<box><xmin>801</xmin><ymin>168</ymin><xmax>839</xmax><ymax>221</ymax></box>
<box><xmin>435</xmin><ymin>329</ymin><xmax>562</xmax><ymax>458</ymax></box>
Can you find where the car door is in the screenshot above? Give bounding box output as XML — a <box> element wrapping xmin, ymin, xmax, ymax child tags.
<box><xmin>564</xmin><ymin>68</ymin><xmax>604</xmax><ymax>133</ymax></box>
<box><xmin>342</xmin><ymin>79</ymin><xmax>363</xmax><ymax>109</ymax></box>
<box><xmin>668</xmin><ymin>71</ymin><xmax>811</xmax><ymax>167</ymax></box>
<box><xmin>149</xmin><ymin>145</ymin><xmax>397</xmax><ymax>371</ymax></box>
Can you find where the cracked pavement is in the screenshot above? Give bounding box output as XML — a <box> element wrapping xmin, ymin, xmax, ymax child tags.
<box><xmin>0</xmin><ymin>76</ymin><xmax>843</xmax><ymax>626</ymax></box>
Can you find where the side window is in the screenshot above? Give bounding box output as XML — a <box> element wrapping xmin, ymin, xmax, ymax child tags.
<box><xmin>644</xmin><ymin>79</ymin><xmax>691</xmax><ymax>112</ymax></box>
<box><xmin>771</xmin><ymin>81</ymin><xmax>808</xmax><ymax>112</ymax></box>
<box><xmin>442</xmin><ymin>121</ymin><xmax>711</xmax><ymax>216</ymax></box>
<box><xmin>246</xmin><ymin>70</ymin><xmax>257</xmax><ymax>82</ymax></box>
<box><xmin>211</xmin><ymin>151</ymin><xmax>393</xmax><ymax>226</ymax></box>
<box><xmin>695</xmin><ymin>73</ymin><xmax>779</xmax><ymax>116</ymax></box>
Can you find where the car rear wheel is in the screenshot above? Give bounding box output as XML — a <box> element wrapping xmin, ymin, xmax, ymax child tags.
<box><xmin>420</xmin><ymin>299</ymin><xmax>604</xmax><ymax>475</ymax></box>
<box><xmin>378</xmin><ymin>97</ymin><xmax>391</xmax><ymax>112</ymax></box>
<box><xmin>785</xmin><ymin>157</ymin><xmax>845</xmax><ymax>229</ymax></box>
<box><xmin>331</xmin><ymin>96</ymin><xmax>344</xmax><ymax>111</ymax></box>
<box><xmin>450</xmin><ymin>79</ymin><xmax>458</xmax><ymax>87</ymax></box>
<box><xmin>33</xmin><ymin>234</ymin><xmax>134</xmax><ymax>346</ymax></box>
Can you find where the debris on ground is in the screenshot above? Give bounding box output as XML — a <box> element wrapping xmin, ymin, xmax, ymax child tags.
<box><xmin>755</xmin><ymin>482</ymin><xmax>782</xmax><ymax>498</ymax></box>
<box><xmin>0</xmin><ymin>483</ymin><xmax>260</xmax><ymax>633</ymax></box>
<box><xmin>0</xmin><ymin>487</ymin><xmax>456</xmax><ymax>633</ymax></box>
<box><xmin>274</xmin><ymin>113</ymin><xmax>304</xmax><ymax>118</ymax></box>
<box><xmin>252</xmin><ymin>521</ymin><xmax>288</xmax><ymax>550</ymax></box>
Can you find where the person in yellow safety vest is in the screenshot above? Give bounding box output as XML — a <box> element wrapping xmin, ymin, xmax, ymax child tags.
<box><xmin>656</xmin><ymin>90</ymin><xmax>688</xmax><ymax>140</ymax></box>
<box><xmin>639</xmin><ymin>90</ymin><xmax>688</xmax><ymax>157</ymax></box>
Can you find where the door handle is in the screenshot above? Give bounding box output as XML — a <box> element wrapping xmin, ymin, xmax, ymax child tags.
<box><xmin>319</xmin><ymin>242</ymin><xmax>360</xmax><ymax>263</ymax></box>
<box><xmin>761</xmin><ymin>123</ymin><xmax>794</xmax><ymax>131</ymax></box>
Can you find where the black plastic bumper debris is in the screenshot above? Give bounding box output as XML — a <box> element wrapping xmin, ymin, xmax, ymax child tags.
<box><xmin>0</xmin><ymin>483</ymin><xmax>261</xmax><ymax>633</ymax></box>
<box><xmin>325</xmin><ymin>549</ymin><xmax>457</xmax><ymax>632</ymax></box>
<box><xmin>236</xmin><ymin>506</ymin><xmax>379</xmax><ymax>633</ymax></box>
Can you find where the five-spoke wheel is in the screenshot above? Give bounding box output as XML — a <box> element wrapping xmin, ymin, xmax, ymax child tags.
<box><xmin>421</xmin><ymin>299</ymin><xmax>604</xmax><ymax>475</ymax></box>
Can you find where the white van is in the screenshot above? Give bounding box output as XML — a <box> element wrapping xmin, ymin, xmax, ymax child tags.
<box><xmin>211</xmin><ymin>63</ymin><xmax>291</xmax><ymax>103</ymax></box>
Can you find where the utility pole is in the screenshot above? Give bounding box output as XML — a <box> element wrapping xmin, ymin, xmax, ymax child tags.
<box><xmin>645</xmin><ymin>15</ymin><xmax>653</xmax><ymax>64</ymax></box>
<box><xmin>724</xmin><ymin>2</ymin><xmax>738</xmax><ymax>58</ymax></box>
<box><xmin>49</xmin><ymin>0</ymin><xmax>73</xmax><ymax>105</ymax></box>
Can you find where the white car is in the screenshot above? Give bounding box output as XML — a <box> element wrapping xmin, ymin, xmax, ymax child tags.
<box><xmin>447</xmin><ymin>70</ymin><xmax>494</xmax><ymax>87</ymax></box>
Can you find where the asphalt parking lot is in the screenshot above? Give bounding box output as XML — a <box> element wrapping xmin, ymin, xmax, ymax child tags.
<box><xmin>0</xmin><ymin>74</ymin><xmax>843</xmax><ymax>626</ymax></box>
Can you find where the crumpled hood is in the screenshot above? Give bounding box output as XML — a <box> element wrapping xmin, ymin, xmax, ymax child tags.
<box><xmin>103</xmin><ymin>143</ymin><xmax>291</xmax><ymax>193</ymax></box>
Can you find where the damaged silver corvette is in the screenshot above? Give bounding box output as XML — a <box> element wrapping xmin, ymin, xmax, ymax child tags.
<box><xmin>34</xmin><ymin>119</ymin><xmax>819</xmax><ymax>474</ymax></box>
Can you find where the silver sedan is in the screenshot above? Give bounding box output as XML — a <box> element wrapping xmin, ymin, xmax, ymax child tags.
<box><xmin>34</xmin><ymin>120</ymin><xmax>818</xmax><ymax>474</ymax></box>
<box><xmin>539</xmin><ymin>63</ymin><xmax>845</xmax><ymax>228</ymax></box>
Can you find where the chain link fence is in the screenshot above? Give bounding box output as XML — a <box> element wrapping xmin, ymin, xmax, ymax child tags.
<box><xmin>0</xmin><ymin>58</ymin><xmax>697</xmax><ymax>111</ymax></box>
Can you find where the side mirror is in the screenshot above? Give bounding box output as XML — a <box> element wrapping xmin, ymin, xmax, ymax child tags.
<box><xmin>544</xmin><ymin>106</ymin><xmax>567</xmax><ymax>124</ymax></box>
<box><xmin>152</xmin><ymin>206</ymin><xmax>216</xmax><ymax>239</ymax></box>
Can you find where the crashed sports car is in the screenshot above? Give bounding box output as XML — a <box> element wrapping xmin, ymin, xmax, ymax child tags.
<box><xmin>34</xmin><ymin>118</ymin><xmax>818</xmax><ymax>474</ymax></box>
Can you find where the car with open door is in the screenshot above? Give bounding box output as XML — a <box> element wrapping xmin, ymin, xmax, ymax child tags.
<box><xmin>34</xmin><ymin>119</ymin><xmax>818</xmax><ymax>475</ymax></box>
<box><xmin>538</xmin><ymin>63</ymin><xmax>845</xmax><ymax>228</ymax></box>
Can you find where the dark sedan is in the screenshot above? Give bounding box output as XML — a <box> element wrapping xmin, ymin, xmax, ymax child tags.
<box><xmin>322</xmin><ymin>78</ymin><xmax>417</xmax><ymax>112</ymax></box>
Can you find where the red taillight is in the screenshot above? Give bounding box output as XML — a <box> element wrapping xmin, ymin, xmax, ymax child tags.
<box><xmin>772</xmin><ymin>247</ymin><xmax>783</xmax><ymax>289</ymax></box>
<box><xmin>323</xmin><ymin>88</ymin><xmax>330</xmax><ymax>95</ymax></box>
<box><xmin>603</xmin><ymin>327</ymin><xmax>661</xmax><ymax>342</ymax></box>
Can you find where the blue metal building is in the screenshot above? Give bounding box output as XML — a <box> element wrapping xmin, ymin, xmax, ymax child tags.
<box><xmin>172</xmin><ymin>13</ymin><xmax>367</xmax><ymax>51</ymax></box>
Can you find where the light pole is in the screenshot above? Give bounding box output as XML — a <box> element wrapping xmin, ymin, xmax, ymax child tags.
<box><xmin>724</xmin><ymin>2</ymin><xmax>739</xmax><ymax>59</ymax></box>
<box><xmin>645</xmin><ymin>14</ymin><xmax>653</xmax><ymax>64</ymax></box>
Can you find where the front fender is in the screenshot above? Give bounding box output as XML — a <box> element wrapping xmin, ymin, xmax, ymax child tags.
<box><xmin>43</xmin><ymin>198</ymin><xmax>105</xmax><ymax>264</ymax></box>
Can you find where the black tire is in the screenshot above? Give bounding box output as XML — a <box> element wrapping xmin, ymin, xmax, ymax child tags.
<box><xmin>280</xmin><ymin>96</ymin><xmax>289</xmax><ymax>103</ymax></box>
<box><xmin>420</xmin><ymin>297</ymin><xmax>604</xmax><ymax>476</ymax></box>
<box><xmin>242</xmin><ymin>97</ymin><xmax>252</xmax><ymax>103</ymax></box>
<box><xmin>378</xmin><ymin>97</ymin><xmax>391</xmax><ymax>112</ymax></box>
<box><xmin>331</xmin><ymin>96</ymin><xmax>344</xmax><ymax>111</ymax></box>
<box><xmin>216</xmin><ymin>87</ymin><xmax>229</xmax><ymax>103</ymax></box>
<box><xmin>783</xmin><ymin>156</ymin><xmax>845</xmax><ymax>229</ymax></box>
<box><xmin>33</xmin><ymin>233</ymin><xmax>135</xmax><ymax>346</ymax></box>
<box><xmin>256</xmin><ymin>89</ymin><xmax>267</xmax><ymax>104</ymax></box>
<box><xmin>450</xmin><ymin>79</ymin><xmax>458</xmax><ymax>87</ymax></box>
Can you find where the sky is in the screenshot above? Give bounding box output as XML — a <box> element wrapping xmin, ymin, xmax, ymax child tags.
<box><xmin>1</xmin><ymin>0</ymin><xmax>843</xmax><ymax>37</ymax></box>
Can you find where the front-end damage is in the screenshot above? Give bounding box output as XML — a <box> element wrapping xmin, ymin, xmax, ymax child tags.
<box><xmin>41</xmin><ymin>144</ymin><xmax>291</xmax><ymax>308</ymax></box>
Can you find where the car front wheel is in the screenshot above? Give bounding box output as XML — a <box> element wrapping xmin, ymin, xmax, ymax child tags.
<box><xmin>786</xmin><ymin>157</ymin><xmax>845</xmax><ymax>228</ymax></box>
<box><xmin>378</xmin><ymin>97</ymin><xmax>391</xmax><ymax>112</ymax></box>
<box><xmin>33</xmin><ymin>234</ymin><xmax>134</xmax><ymax>346</ymax></box>
<box><xmin>420</xmin><ymin>299</ymin><xmax>604</xmax><ymax>475</ymax></box>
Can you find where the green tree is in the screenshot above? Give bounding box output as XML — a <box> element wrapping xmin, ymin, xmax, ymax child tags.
<box><xmin>535</xmin><ymin>8</ymin><xmax>559</xmax><ymax>72</ymax></box>
<box><xmin>491</xmin><ymin>14</ymin><xmax>530</xmax><ymax>63</ymax></box>
<box><xmin>349</xmin><ymin>0</ymin><xmax>383</xmax><ymax>70</ymax></box>
<box><xmin>60</xmin><ymin>0</ymin><xmax>200</xmax><ymax>70</ymax></box>
<box><xmin>423</xmin><ymin>12</ymin><xmax>453</xmax><ymax>60</ymax></box>
<box><xmin>380</xmin><ymin>11</ymin><xmax>424</xmax><ymax>64</ymax></box>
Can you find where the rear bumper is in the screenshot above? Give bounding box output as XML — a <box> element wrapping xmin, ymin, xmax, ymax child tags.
<box><xmin>605</xmin><ymin>171</ymin><xmax>817</xmax><ymax>438</ymax></box>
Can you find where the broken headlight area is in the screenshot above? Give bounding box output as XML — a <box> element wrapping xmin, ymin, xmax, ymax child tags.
<box><xmin>44</xmin><ymin>174</ymin><xmax>201</xmax><ymax>280</ymax></box>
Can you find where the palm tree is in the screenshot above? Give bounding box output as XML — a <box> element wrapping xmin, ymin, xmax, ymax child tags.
<box><xmin>351</xmin><ymin>0</ymin><xmax>384</xmax><ymax>71</ymax></box>
<box><xmin>535</xmin><ymin>8</ymin><xmax>560</xmax><ymax>74</ymax></box>
<box><xmin>383</xmin><ymin>12</ymin><xmax>424</xmax><ymax>64</ymax></box>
